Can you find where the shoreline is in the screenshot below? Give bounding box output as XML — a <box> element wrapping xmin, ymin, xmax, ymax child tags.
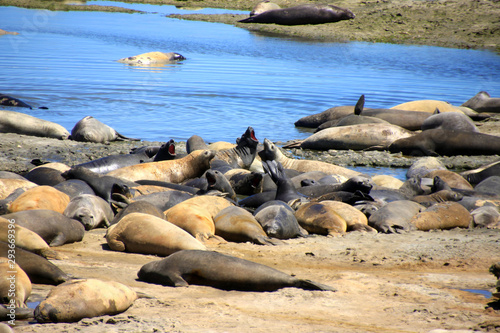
<box><xmin>0</xmin><ymin>0</ymin><xmax>498</xmax><ymax>52</ymax></box>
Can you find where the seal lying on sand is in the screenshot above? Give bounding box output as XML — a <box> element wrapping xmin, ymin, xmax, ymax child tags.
<box><xmin>137</xmin><ymin>250</ymin><xmax>336</xmax><ymax>291</ymax></box>
<box><xmin>70</xmin><ymin>116</ymin><xmax>139</xmax><ymax>143</ymax></box>
<box><xmin>34</xmin><ymin>278</ymin><xmax>138</xmax><ymax>323</ymax></box>
<box><xmin>461</xmin><ymin>91</ymin><xmax>500</xmax><ymax>113</ymax></box>
<box><xmin>239</xmin><ymin>4</ymin><xmax>355</xmax><ymax>25</ymax></box>
<box><xmin>0</xmin><ymin>110</ymin><xmax>69</xmax><ymax>139</ymax></box>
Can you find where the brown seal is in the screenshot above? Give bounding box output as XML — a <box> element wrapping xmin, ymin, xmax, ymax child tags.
<box><xmin>410</xmin><ymin>202</ymin><xmax>472</xmax><ymax>231</ymax></box>
<box><xmin>34</xmin><ymin>278</ymin><xmax>138</xmax><ymax>323</ymax></box>
<box><xmin>213</xmin><ymin>206</ymin><xmax>281</xmax><ymax>245</ymax></box>
<box><xmin>106</xmin><ymin>212</ymin><xmax>206</xmax><ymax>256</ymax></box>
<box><xmin>107</xmin><ymin>149</ymin><xmax>215</xmax><ymax>183</ymax></box>
<box><xmin>164</xmin><ymin>195</ymin><xmax>234</xmax><ymax>242</ymax></box>
<box><xmin>0</xmin><ymin>258</ymin><xmax>31</xmax><ymax>307</ymax></box>
<box><xmin>8</xmin><ymin>185</ymin><xmax>70</xmax><ymax>214</ymax></box>
<box><xmin>294</xmin><ymin>201</ymin><xmax>347</xmax><ymax>236</ymax></box>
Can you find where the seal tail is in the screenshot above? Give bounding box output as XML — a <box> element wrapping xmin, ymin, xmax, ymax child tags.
<box><xmin>297</xmin><ymin>279</ymin><xmax>337</xmax><ymax>292</ymax></box>
<box><xmin>115</xmin><ymin>131</ymin><xmax>140</xmax><ymax>141</ymax></box>
<box><xmin>238</xmin><ymin>16</ymin><xmax>255</xmax><ymax>23</ymax></box>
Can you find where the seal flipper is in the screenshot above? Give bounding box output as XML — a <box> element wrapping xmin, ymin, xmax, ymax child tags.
<box><xmin>296</xmin><ymin>279</ymin><xmax>337</xmax><ymax>292</ymax></box>
<box><xmin>114</xmin><ymin>131</ymin><xmax>140</xmax><ymax>141</ymax></box>
<box><xmin>354</xmin><ymin>94</ymin><xmax>365</xmax><ymax>115</ymax></box>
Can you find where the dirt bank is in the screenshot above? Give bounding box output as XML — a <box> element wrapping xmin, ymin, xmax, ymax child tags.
<box><xmin>1</xmin><ymin>0</ymin><xmax>499</xmax><ymax>52</ymax></box>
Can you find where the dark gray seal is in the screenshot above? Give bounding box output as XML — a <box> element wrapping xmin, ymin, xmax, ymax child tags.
<box><xmin>389</xmin><ymin>129</ymin><xmax>500</xmax><ymax>156</ymax></box>
<box><xmin>137</xmin><ymin>250</ymin><xmax>335</xmax><ymax>291</ymax></box>
<box><xmin>253</xmin><ymin>200</ymin><xmax>307</xmax><ymax>239</ymax></box>
<box><xmin>421</xmin><ymin>111</ymin><xmax>478</xmax><ymax>132</ymax></box>
<box><xmin>460</xmin><ymin>160</ymin><xmax>500</xmax><ymax>185</ymax></box>
<box><xmin>0</xmin><ymin>241</ymin><xmax>69</xmax><ymax>285</ymax></box>
<box><xmin>0</xmin><ymin>93</ymin><xmax>33</xmax><ymax>108</ymax></box>
<box><xmin>70</xmin><ymin>116</ymin><xmax>139</xmax><ymax>143</ymax></box>
<box><xmin>461</xmin><ymin>91</ymin><xmax>500</xmax><ymax>113</ymax></box>
<box><xmin>368</xmin><ymin>200</ymin><xmax>424</xmax><ymax>233</ymax></box>
<box><xmin>1</xmin><ymin>209</ymin><xmax>85</xmax><ymax>246</ymax></box>
<box><xmin>62</xmin><ymin>166</ymin><xmax>139</xmax><ymax>202</ymax></box>
<box><xmin>74</xmin><ymin>140</ymin><xmax>175</xmax><ymax>174</ymax></box>
<box><xmin>212</xmin><ymin>126</ymin><xmax>259</xmax><ymax>169</ymax></box>
<box><xmin>238</xmin><ymin>4</ymin><xmax>355</xmax><ymax>25</ymax></box>
<box><xmin>23</xmin><ymin>167</ymin><xmax>66</xmax><ymax>186</ymax></box>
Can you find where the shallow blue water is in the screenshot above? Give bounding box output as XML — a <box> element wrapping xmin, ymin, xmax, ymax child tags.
<box><xmin>1</xmin><ymin>4</ymin><xmax>499</xmax><ymax>147</ymax></box>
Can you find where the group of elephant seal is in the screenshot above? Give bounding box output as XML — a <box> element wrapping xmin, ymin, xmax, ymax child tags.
<box><xmin>239</xmin><ymin>3</ymin><xmax>355</xmax><ymax>26</ymax></box>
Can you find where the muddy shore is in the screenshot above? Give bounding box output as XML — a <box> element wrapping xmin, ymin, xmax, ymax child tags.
<box><xmin>1</xmin><ymin>0</ymin><xmax>499</xmax><ymax>52</ymax></box>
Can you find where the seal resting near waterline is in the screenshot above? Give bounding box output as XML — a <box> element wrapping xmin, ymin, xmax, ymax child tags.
<box><xmin>299</xmin><ymin>123</ymin><xmax>414</xmax><ymax>151</ymax></box>
<box><xmin>70</xmin><ymin>116</ymin><xmax>139</xmax><ymax>143</ymax></box>
<box><xmin>0</xmin><ymin>110</ymin><xmax>69</xmax><ymax>139</ymax></box>
<box><xmin>137</xmin><ymin>250</ymin><xmax>335</xmax><ymax>291</ymax></box>
<box><xmin>117</xmin><ymin>51</ymin><xmax>186</xmax><ymax>66</ymax></box>
<box><xmin>388</xmin><ymin>129</ymin><xmax>500</xmax><ymax>156</ymax></box>
<box><xmin>461</xmin><ymin>91</ymin><xmax>500</xmax><ymax>113</ymax></box>
<box><xmin>34</xmin><ymin>278</ymin><xmax>138</xmax><ymax>323</ymax></box>
<box><xmin>238</xmin><ymin>4</ymin><xmax>355</xmax><ymax>25</ymax></box>
<box><xmin>421</xmin><ymin>111</ymin><xmax>478</xmax><ymax>132</ymax></box>
<box><xmin>107</xmin><ymin>149</ymin><xmax>215</xmax><ymax>184</ymax></box>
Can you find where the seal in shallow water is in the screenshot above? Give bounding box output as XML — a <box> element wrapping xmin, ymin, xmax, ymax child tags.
<box><xmin>137</xmin><ymin>249</ymin><xmax>336</xmax><ymax>291</ymax></box>
<box><xmin>117</xmin><ymin>51</ymin><xmax>186</xmax><ymax>66</ymax></box>
<box><xmin>239</xmin><ymin>4</ymin><xmax>355</xmax><ymax>25</ymax></box>
<box><xmin>388</xmin><ymin>129</ymin><xmax>500</xmax><ymax>156</ymax></box>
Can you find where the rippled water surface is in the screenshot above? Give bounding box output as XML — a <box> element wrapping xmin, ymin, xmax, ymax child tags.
<box><xmin>1</xmin><ymin>4</ymin><xmax>500</xmax><ymax>146</ymax></box>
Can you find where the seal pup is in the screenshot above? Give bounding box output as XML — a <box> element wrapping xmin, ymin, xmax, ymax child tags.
<box><xmin>253</xmin><ymin>200</ymin><xmax>307</xmax><ymax>239</ymax></box>
<box><xmin>70</xmin><ymin>116</ymin><xmax>139</xmax><ymax>143</ymax></box>
<box><xmin>117</xmin><ymin>51</ymin><xmax>186</xmax><ymax>66</ymax></box>
<box><xmin>34</xmin><ymin>278</ymin><xmax>138</xmax><ymax>323</ymax></box>
<box><xmin>461</xmin><ymin>91</ymin><xmax>500</xmax><ymax>113</ymax></box>
<box><xmin>239</xmin><ymin>4</ymin><xmax>355</xmax><ymax>25</ymax></box>
<box><xmin>137</xmin><ymin>250</ymin><xmax>335</xmax><ymax>291</ymax></box>
<box><xmin>106</xmin><ymin>212</ymin><xmax>206</xmax><ymax>256</ymax></box>
<box><xmin>63</xmin><ymin>194</ymin><xmax>114</xmax><ymax>230</ymax></box>
<box><xmin>0</xmin><ymin>110</ymin><xmax>69</xmax><ymax>139</ymax></box>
